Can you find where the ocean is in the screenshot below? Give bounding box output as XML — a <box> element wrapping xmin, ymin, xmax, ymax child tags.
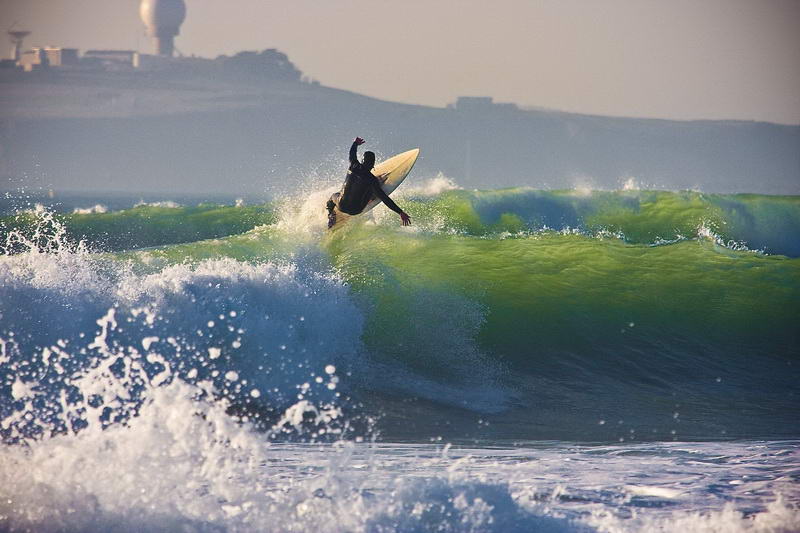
<box><xmin>1</xmin><ymin>180</ymin><xmax>798</xmax><ymax>532</ymax></box>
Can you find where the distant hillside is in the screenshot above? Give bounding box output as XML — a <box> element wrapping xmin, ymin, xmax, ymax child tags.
<box><xmin>1</xmin><ymin>65</ymin><xmax>798</xmax><ymax>195</ymax></box>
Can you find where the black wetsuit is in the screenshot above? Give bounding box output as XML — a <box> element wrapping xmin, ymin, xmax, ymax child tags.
<box><xmin>332</xmin><ymin>141</ymin><xmax>404</xmax><ymax>216</ymax></box>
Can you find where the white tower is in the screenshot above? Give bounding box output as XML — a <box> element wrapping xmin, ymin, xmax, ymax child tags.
<box><xmin>139</xmin><ymin>0</ymin><xmax>186</xmax><ymax>57</ymax></box>
<box><xmin>8</xmin><ymin>30</ymin><xmax>30</xmax><ymax>61</ymax></box>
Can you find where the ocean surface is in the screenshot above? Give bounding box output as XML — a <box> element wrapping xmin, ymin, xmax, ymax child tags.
<box><xmin>1</xmin><ymin>180</ymin><xmax>798</xmax><ymax>532</ymax></box>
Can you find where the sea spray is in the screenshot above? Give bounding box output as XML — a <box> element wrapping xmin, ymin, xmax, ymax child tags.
<box><xmin>0</xmin><ymin>206</ymin><xmax>546</xmax><ymax>533</ymax></box>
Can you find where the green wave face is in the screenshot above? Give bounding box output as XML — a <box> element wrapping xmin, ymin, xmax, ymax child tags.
<box><xmin>400</xmin><ymin>189</ymin><xmax>800</xmax><ymax>256</ymax></box>
<box><xmin>1</xmin><ymin>203</ymin><xmax>276</xmax><ymax>252</ymax></box>
<box><xmin>327</xmin><ymin>224</ymin><xmax>799</xmax><ymax>363</ymax></box>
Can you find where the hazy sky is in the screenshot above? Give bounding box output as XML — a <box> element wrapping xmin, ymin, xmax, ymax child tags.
<box><xmin>3</xmin><ymin>0</ymin><xmax>799</xmax><ymax>124</ymax></box>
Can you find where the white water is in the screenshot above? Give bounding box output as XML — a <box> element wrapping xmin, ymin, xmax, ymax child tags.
<box><xmin>2</xmin><ymin>402</ymin><xmax>798</xmax><ymax>533</ymax></box>
<box><xmin>134</xmin><ymin>200</ymin><xmax>182</xmax><ymax>208</ymax></box>
<box><xmin>73</xmin><ymin>204</ymin><xmax>109</xmax><ymax>214</ymax></box>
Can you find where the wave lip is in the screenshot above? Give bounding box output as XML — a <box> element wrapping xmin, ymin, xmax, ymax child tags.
<box><xmin>1</xmin><ymin>201</ymin><xmax>276</xmax><ymax>252</ymax></box>
<box><xmin>4</xmin><ymin>188</ymin><xmax>798</xmax><ymax>255</ymax></box>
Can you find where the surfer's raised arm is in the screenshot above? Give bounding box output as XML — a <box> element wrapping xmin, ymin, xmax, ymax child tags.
<box><xmin>370</xmin><ymin>179</ymin><xmax>411</xmax><ymax>226</ymax></box>
<box><xmin>350</xmin><ymin>137</ymin><xmax>365</xmax><ymax>166</ymax></box>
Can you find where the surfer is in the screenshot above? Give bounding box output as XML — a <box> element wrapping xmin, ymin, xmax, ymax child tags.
<box><xmin>326</xmin><ymin>137</ymin><xmax>412</xmax><ymax>229</ymax></box>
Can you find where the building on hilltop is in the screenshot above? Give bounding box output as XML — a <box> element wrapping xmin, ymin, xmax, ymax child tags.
<box><xmin>450</xmin><ymin>96</ymin><xmax>518</xmax><ymax>112</ymax></box>
<box><xmin>17</xmin><ymin>48</ymin><xmax>46</xmax><ymax>71</ymax></box>
<box><xmin>454</xmin><ymin>96</ymin><xmax>494</xmax><ymax>109</ymax></box>
<box><xmin>83</xmin><ymin>50</ymin><xmax>137</xmax><ymax>69</ymax></box>
<box><xmin>17</xmin><ymin>47</ymin><xmax>80</xmax><ymax>71</ymax></box>
<box><xmin>44</xmin><ymin>47</ymin><xmax>79</xmax><ymax>67</ymax></box>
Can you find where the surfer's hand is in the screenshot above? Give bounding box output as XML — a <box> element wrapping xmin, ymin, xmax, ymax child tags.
<box><xmin>400</xmin><ymin>212</ymin><xmax>411</xmax><ymax>226</ymax></box>
<box><xmin>354</xmin><ymin>137</ymin><xmax>365</xmax><ymax>145</ymax></box>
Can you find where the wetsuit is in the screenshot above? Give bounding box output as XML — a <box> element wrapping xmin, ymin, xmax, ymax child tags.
<box><xmin>329</xmin><ymin>141</ymin><xmax>405</xmax><ymax>216</ymax></box>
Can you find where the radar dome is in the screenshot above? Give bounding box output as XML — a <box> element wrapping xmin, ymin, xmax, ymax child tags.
<box><xmin>139</xmin><ymin>0</ymin><xmax>186</xmax><ymax>56</ymax></box>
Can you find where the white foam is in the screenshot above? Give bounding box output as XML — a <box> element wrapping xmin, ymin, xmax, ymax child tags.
<box><xmin>624</xmin><ymin>484</ymin><xmax>685</xmax><ymax>499</ymax></box>
<box><xmin>568</xmin><ymin>174</ymin><xmax>598</xmax><ymax>196</ymax></box>
<box><xmin>586</xmin><ymin>494</ymin><xmax>800</xmax><ymax>532</ymax></box>
<box><xmin>10</xmin><ymin>376</ymin><xmax>36</xmax><ymax>400</ymax></box>
<box><xmin>73</xmin><ymin>204</ymin><xmax>108</xmax><ymax>214</ymax></box>
<box><xmin>134</xmin><ymin>200</ymin><xmax>182</xmax><ymax>208</ymax></box>
<box><xmin>1</xmin><ymin>229</ymin><xmax>367</xmax><ymax>428</ymax></box>
<box><xmin>274</xmin><ymin>183</ymin><xmax>340</xmax><ymax>235</ymax></box>
<box><xmin>401</xmin><ymin>173</ymin><xmax>461</xmax><ymax>196</ymax></box>
<box><xmin>5</xmin><ymin>433</ymin><xmax>795</xmax><ymax>532</ymax></box>
<box><xmin>622</xmin><ymin>177</ymin><xmax>640</xmax><ymax>191</ymax></box>
<box><xmin>696</xmin><ymin>221</ymin><xmax>755</xmax><ymax>252</ymax></box>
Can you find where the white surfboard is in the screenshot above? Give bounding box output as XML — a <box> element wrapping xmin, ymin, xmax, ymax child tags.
<box><xmin>330</xmin><ymin>148</ymin><xmax>419</xmax><ymax>229</ymax></box>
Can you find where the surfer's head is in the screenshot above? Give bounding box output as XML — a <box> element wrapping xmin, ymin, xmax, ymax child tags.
<box><xmin>362</xmin><ymin>151</ymin><xmax>375</xmax><ymax>170</ymax></box>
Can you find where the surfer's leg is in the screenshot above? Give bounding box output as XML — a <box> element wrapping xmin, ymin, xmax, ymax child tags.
<box><xmin>327</xmin><ymin>192</ymin><xmax>341</xmax><ymax>210</ymax></box>
<box><xmin>327</xmin><ymin>193</ymin><xmax>341</xmax><ymax>228</ymax></box>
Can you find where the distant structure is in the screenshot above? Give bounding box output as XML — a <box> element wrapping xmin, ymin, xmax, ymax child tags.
<box><xmin>44</xmin><ymin>47</ymin><xmax>79</xmax><ymax>67</ymax></box>
<box><xmin>451</xmin><ymin>96</ymin><xmax>518</xmax><ymax>112</ymax></box>
<box><xmin>18</xmin><ymin>47</ymin><xmax>47</xmax><ymax>71</ymax></box>
<box><xmin>8</xmin><ymin>29</ymin><xmax>30</xmax><ymax>61</ymax></box>
<box><xmin>139</xmin><ymin>0</ymin><xmax>186</xmax><ymax>57</ymax></box>
<box><xmin>455</xmin><ymin>96</ymin><xmax>494</xmax><ymax>109</ymax></box>
<box><xmin>84</xmin><ymin>50</ymin><xmax>137</xmax><ymax>69</ymax></box>
<box><xmin>18</xmin><ymin>46</ymin><xmax>79</xmax><ymax>71</ymax></box>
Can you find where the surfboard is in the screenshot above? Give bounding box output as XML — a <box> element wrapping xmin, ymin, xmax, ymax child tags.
<box><xmin>329</xmin><ymin>148</ymin><xmax>419</xmax><ymax>229</ymax></box>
